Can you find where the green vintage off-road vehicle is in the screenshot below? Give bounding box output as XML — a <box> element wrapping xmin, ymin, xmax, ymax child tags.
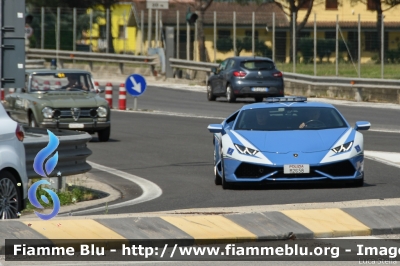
<box><xmin>3</xmin><ymin>69</ymin><xmax>111</xmax><ymax>141</ymax></box>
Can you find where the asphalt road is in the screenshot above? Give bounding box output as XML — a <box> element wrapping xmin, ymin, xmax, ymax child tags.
<box><xmin>80</xmin><ymin>85</ymin><xmax>400</xmax><ymax>215</ymax></box>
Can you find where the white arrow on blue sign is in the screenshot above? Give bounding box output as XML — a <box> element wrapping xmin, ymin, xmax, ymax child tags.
<box><xmin>125</xmin><ymin>74</ymin><xmax>147</xmax><ymax>97</ymax></box>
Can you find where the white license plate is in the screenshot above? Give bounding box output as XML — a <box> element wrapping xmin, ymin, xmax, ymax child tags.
<box><xmin>251</xmin><ymin>87</ymin><xmax>269</xmax><ymax>92</ymax></box>
<box><xmin>69</xmin><ymin>123</ymin><xmax>84</xmax><ymax>129</ymax></box>
<box><xmin>284</xmin><ymin>164</ymin><xmax>310</xmax><ymax>174</ymax></box>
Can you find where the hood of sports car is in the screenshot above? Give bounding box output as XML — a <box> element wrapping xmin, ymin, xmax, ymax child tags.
<box><xmin>236</xmin><ymin>128</ymin><xmax>349</xmax><ymax>153</ymax></box>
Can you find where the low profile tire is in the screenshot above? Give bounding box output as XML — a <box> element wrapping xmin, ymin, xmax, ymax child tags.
<box><xmin>214</xmin><ymin>168</ymin><xmax>222</xmax><ymax>185</ymax></box>
<box><xmin>97</xmin><ymin>126</ymin><xmax>110</xmax><ymax>142</ymax></box>
<box><xmin>221</xmin><ymin>157</ymin><xmax>232</xmax><ymax>190</ymax></box>
<box><xmin>29</xmin><ymin>113</ymin><xmax>38</xmax><ymax>128</ymax></box>
<box><xmin>207</xmin><ymin>84</ymin><xmax>216</xmax><ymax>101</ymax></box>
<box><xmin>351</xmin><ymin>176</ymin><xmax>364</xmax><ymax>187</ymax></box>
<box><xmin>254</xmin><ymin>97</ymin><xmax>263</xmax><ymax>103</ymax></box>
<box><xmin>214</xmin><ymin>149</ymin><xmax>222</xmax><ymax>185</ymax></box>
<box><xmin>226</xmin><ymin>85</ymin><xmax>236</xmax><ymax>103</ymax></box>
<box><xmin>0</xmin><ymin>170</ymin><xmax>21</xmax><ymax>219</ymax></box>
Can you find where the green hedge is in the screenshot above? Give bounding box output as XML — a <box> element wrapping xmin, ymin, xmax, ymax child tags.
<box><xmin>298</xmin><ymin>38</ymin><xmax>351</xmax><ymax>63</ymax></box>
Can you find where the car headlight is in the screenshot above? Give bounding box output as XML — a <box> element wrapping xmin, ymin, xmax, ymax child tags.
<box><xmin>234</xmin><ymin>144</ymin><xmax>259</xmax><ymax>156</ymax></box>
<box><xmin>331</xmin><ymin>141</ymin><xmax>353</xmax><ymax>153</ymax></box>
<box><xmin>97</xmin><ymin>106</ymin><xmax>107</xmax><ymax>117</ymax></box>
<box><xmin>42</xmin><ymin>107</ymin><xmax>53</xmax><ymax>118</ymax></box>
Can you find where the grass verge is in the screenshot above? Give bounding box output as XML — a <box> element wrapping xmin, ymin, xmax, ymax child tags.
<box><xmin>275</xmin><ymin>62</ymin><xmax>400</xmax><ymax>79</ymax></box>
<box><xmin>22</xmin><ymin>177</ymin><xmax>101</xmax><ymax>214</ymax></box>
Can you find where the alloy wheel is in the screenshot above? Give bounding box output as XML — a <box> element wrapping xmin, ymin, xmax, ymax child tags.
<box><xmin>0</xmin><ymin>177</ymin><xmax>19</xmax><ymax>219</ymax></box>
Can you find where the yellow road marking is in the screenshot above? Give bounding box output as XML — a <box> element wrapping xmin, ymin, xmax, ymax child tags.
<box><xmin>162</xmin><ymin>216</ymin><xmax>257</xmax><ymax>244</ymax></box>
<box><xmin>22</xmin><ymin>219</ymin><xmax>127</xmax><ymax>249</ymax></box>
<box><xmin>281</xmin><ymin>209</ymin><xmax>371</xmax><ymax>238</ymax></box>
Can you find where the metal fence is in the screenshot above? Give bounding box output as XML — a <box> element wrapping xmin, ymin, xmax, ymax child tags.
<box><xmin>26</xmin><ymin>6</ymin><xmax>400</xmax><ymax>79</ymax></box>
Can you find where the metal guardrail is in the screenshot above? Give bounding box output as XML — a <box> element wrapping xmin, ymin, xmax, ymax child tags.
<box><xmin>169</xmin><ymin>58</ymin><xmax>218</xmax><ymax>72</ymax></box>
<box><xmin>23</xmin><ymin>127</ymin><xmax>92</xmax><ymax>179</ymax></box>
<box><xmin>167</xmin><ymin>58</ymin><xmax>400</xmax><ymax>89</ymax></box>
<box><xmin>26</xmin><ymin>59</ymin><xmax>45</xmax><ymax>69</ymax></box>
<box><xmin>26</xmin><ymin>48</ymin><xmax>159</xmax><ymax>71</ymax></box>
<box><xmin>283</xmin><ymin>72</ymin><xmax>400</xmax><ymax>89</ymax></box>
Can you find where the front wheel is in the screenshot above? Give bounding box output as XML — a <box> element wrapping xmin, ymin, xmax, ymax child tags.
<box><xmin>214</xmin><ymin>149</ymin><xmax>222</xmax><ymax>185</ymax></box>
<box><xmin>221</xmin><ymin>157</ymin><xmax>232</xmax><ymax>189</ymax></box>
<box><xmin>350</xmin><ymin>176</ymin><xmax>364</xmax><ymax>187</ymax></box>
<box><xmin>0</xmin><ymin>170</ymin><xmax>21</xmax><ymax>219</ymax></box>
<box><xmin>29</xmin><ymin>113</ymin><xmax>38</xmax><ymax>128</ymax></box>
<box><xmin>97</xmin><ymin>126</ymin><xmax>110</xmax><ymax>142</ymax></box>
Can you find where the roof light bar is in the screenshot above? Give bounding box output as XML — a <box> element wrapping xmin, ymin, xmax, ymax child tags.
<box><xmin>265</xmin><ymin>96</ymin><xmax>307</xmax><ymax>103</ymax></box>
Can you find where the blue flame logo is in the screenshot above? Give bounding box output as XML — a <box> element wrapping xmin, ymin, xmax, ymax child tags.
<box><xmin>28</xmin><ymin>130</ymin><xmax>61</xmax><ymax>220</ymax></box>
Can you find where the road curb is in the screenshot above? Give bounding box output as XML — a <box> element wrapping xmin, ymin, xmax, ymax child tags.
<box><xmin>3</xmin><ymin>205</ymin><xmax>400</xmax><ymax>253</ymax></box>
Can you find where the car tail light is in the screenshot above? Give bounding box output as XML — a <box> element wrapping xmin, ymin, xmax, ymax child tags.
<box><xmin>273</xmin><ymin>72</ymin><xmax>283</xmax><ymax>77</ymax></box>
<box><xmin>16</xmin><ymin>124</ymin><xmax>24</xmax><ymax>142</ymax></box>
<box><xmin>233</xmin><ymin>71</ymin><xmax>247</xmax><ymax>77</ymax></box>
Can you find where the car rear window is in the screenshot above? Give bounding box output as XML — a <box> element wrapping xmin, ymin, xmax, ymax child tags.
<box><xmin>241</xmin><ymin>60</ymin><xmax>275</xmax><ymax>71</ymax></box>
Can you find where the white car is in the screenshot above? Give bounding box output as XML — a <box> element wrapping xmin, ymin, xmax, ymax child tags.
<box><xmin>0</xmin><ymin>103</ymin><xmax>28</xmax><ymax>219</ymax></box>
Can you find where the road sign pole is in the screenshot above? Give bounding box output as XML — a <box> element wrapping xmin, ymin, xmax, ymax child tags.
<box><xmin>133</xmin><ymin>97</ymin><xmax>138</xmax><ymax>111</ymax></box>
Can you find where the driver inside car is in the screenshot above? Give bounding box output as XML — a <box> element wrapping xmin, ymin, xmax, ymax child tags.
<box><xmin>299</xmin><ymin>109</ymin><xmax>321</xmax><ymax>129</ymax></box>
<box><xmin>62</xmin><ymin>75</ymin><xmax>87</xmax><ymax>91</ymax></box>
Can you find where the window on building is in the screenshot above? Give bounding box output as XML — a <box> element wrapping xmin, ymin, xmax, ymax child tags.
<box><xmin>218</xmin><ymin>30</ymin><xmax>231</xmax><ymax>39</ymax></box>
<box><xmin>367</xmin><ymin>0</ymin><xmax>377</xmax><ymax>10</ymax></box>
<box><xmin>299</xmin><ymin>0</ymin><xmax>312</xmax><ymax>9</ymax></box>
<box><xmin>245</xmin><ymin>30</ymin><xmax>258</xmax><ymax>41</ymax></box>
<box><xmin>325</xmin><ymin>31</ymin><xmax>335</xmax><ymax>39</ymax></box>
<box><xmin>99</xmin><ymin>25</ymin><xmax>106</xmax><ymax>39</ymax></box>
<box><xmin>326</xmin><ymin>0</ymin><xmax>338</xmax><ymax>9</ymax></box>
<box><xmin>365</xmin><ymin>32</ymin><xmax>378</xmax><ymax>51</ymax></box>
<box><xmin>118</xmin><ymin>25</ymin><xmax>126</xmax><ymax>39</ymax></box>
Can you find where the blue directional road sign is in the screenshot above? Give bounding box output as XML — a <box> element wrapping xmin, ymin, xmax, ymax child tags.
<box><xmin>125</xmin><ymin>74</ymin><xmax>147</xmax><ymax>96</ymax></box>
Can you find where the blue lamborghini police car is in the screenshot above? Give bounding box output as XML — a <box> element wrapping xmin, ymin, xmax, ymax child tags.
<box><xmin>207</xmin><ymin>96</ymin><xmax>370</xmax><ymax>189</ymax></box>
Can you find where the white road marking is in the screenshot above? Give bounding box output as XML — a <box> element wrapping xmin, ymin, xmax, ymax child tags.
<box><xmin>367</xmin><ymin>128</ymin><xmax>400</xmax><ymax>133</ymax></box>
<box><xmin>66</xmin><ymin>161</ymin><xmax>163</xmax><ymax>215</ymax></box>
<box><xmin>112</xmin><ymin>108</ymin><xmax>225</xmax><ymax>120</ymax></box>
<box><xmin>365</xmin><ymin>150</ymin><xmax>400</xmax><ymax>169</ymax></box>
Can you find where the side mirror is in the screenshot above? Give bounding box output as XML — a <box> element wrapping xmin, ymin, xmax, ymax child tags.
<box><xmin>355</xmin><ymin>121</ymin><xmax>370</xmax><ymax>131</ymax></box>
<box><xmin>211</xmin><ymin>67</ymin><xmax>217</xmax><ymax>74</ymax></box>
<box><xmin>207</xmin><ymin>124</ymin><xmax>223</xmax><ymax>133</ymax></box>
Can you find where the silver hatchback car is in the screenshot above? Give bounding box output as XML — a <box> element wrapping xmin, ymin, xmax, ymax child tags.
<box><xmin>207</xmin><ymin>56</ymin><xmax>284</xmax><ymax>103</ymax></box>
<box><xmin>0</xmin><ymin>103</ymin><xmax>28</xmax><ymax>219</ymax></box>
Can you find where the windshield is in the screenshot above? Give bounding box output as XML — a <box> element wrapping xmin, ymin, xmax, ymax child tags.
<box><xmin>30</xmin><ymin>73</ymin><xmax>95</xmax><ymax>92</ymax></box>
<box><xmin>234</xmin><ymin>107</ymin><xmax>347</xmax><ymax>131</ymax></box>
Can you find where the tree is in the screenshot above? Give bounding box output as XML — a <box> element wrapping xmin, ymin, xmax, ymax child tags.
<box><xmin>193</xmin><ymin>0</ymin><xmax>274</xmax><ymax>62</ymax></box>
<box><xmin>277</xmin><ymin>0</ymin><xmax>315</xmax><ymax>62</ymax></box>
<box><xmin>193</xmin><ymin>0</ymin><xmax>214</xmax><ymax>62</ymax></box>
<box><xmin>351</xmin><ymin>0</ymin><xmax>400</xmax><ymax>62</ymax></box>
<box><xmin>216</xmin><ymin>37</ymin><xmax>271</xmax><ymax>57</ymax></box>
